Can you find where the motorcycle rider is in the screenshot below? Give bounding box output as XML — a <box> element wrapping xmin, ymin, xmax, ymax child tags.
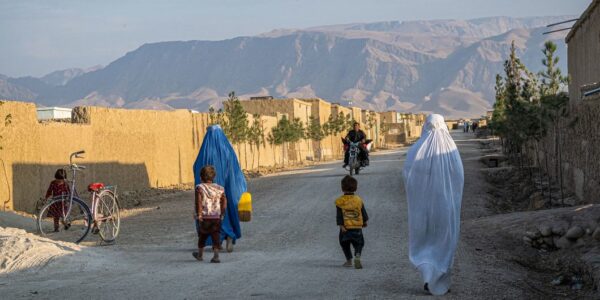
<box><xmin>343</xmin><ymin>122</ymin><xmax>369</xmax><ymax>168</ymax></box>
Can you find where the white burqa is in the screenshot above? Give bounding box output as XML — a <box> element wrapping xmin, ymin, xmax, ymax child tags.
<box><xmin>403</xmin><ymin>114</ymin><xmax>464</xmax><ymax>295</ymax></box>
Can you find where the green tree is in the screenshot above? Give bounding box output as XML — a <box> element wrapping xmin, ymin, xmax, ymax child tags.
<box><xmin>306</xmin><ymin>116</ymin><xmax>325</xmax><ymax>160</ymax></box>
<box><xmin>289</xmin><ymin>117</ymin><xmax>305</xmax><ymax>162</ymax></box>
<box><xmin>539</xmin><ymin>41</ymin><xmax>568</xmax><ymax>97</ymax></box>
<box><xmin>490</xmin><ymin>40</ymin><xmax>573</xmax><ymax>205</ymax></box>
<box><xmin>365</xmin><ymin>112</ymin><xmax>375</xmax><ymax>131</ymax></box>
<box><xmin>208</xmin><ymin>106</ymin><xmax>225</xmax><ymax>126</ymax></box>
<box><xmin>490</xmin><ymin>74</ymin><xmax>507</xmax><ymax>136</ymax></box>
<box><xmin>248</xmin><ymin>114</ymin><xmax>265</xmax><ymax>169</ymax></box>
<box><xmin>268</xmin><ymin>115</ymin><xmax>292</xmax><ymax>166</ymax></box>
<box><xmin>344</xmin><ymin>113</ymin><xmax>354</xmax><ymax>131</ymax></box>
<box><xmin>538</xmin><ymin>41</ymin><xmax>570</xmax><ymax>203</ymax></box>
<box><xmin>221</xmin><ymin>92</ymin><xmax>249</xmax><ymax>168</ymax></box>
<box><xmin>496</xmin><ymin>41</ymin><xmax>539</xmax><ymax>156</ymax></box>
<box><xmin>335</xmin><ymin>112</ymin><xmax>348</xmax><ymax>135</ymax></box>
<box><xmin>222</xmin><ymin>91</ymin><xmax>249</xmax><ymax>145</ymax></box>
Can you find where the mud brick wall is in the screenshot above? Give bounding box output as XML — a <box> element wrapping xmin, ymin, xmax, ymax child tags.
<box><xmin>0</xmin><ymin>101</ymin><xmax>291</xmax><ymax>212</ymax></box>
<box><xmin>538</xmin><ymin>100</ymin><xmax>600</xmax><ymax>204</ymax></box>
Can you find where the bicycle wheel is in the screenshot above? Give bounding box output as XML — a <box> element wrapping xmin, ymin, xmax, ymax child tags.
<box><xmin>95</xmin><ymin>190</ymin><xmax>120</xmax><ymax>243</ymax></box>
<box><xmin>38</xmin><ymin>196</ymin><xmax>91</xmax><ymax>244</ymax></box>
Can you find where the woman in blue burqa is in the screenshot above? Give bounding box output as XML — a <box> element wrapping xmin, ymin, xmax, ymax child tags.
<box><xmin>403</xmin><ymin>114</ymin><xmax>464</xmax><ymax>295</ymax></box>
<box><xmin>193</xmin><ymin>125</ymin><xmax>246</xmax><ymax>252</ymax></box>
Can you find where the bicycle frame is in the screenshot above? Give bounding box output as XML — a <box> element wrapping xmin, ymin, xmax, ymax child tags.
<box><xmin>62</xmin><ymin>151</ymin><xmax>85</xmax><ymax>220</ymax></box>
<box><xmin>64</xmin><ymin>150</ymin><xmax>119</xmax><ymax>222</ymax></box>
<box><xmin>90</xmin><ymin>186</ymin><xmax>118</xmax><ymax>223</ymax></box>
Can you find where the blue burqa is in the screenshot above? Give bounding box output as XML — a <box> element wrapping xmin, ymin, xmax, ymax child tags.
<box><xmin>193</xmin><ymin>125</ymin><xmax>246</xmax><ymax>244</ymax></box>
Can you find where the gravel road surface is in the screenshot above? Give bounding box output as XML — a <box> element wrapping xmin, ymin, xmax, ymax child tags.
<box><xmin>1</xmin><ymin>132</ymin><xmax>526</xmax><ymax>299</ymax></box>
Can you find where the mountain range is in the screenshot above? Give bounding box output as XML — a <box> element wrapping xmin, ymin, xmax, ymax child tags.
<box><xmin>0</xmin><ymin>16</ymin><xmax>573</xmax><ymax>118</ymax></box>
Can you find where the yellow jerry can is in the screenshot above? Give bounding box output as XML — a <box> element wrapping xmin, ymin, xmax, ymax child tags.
<box><xmin>238</xmin><ymin>192</ymin><xmax>252</xmax><ymax>222</ymax></box>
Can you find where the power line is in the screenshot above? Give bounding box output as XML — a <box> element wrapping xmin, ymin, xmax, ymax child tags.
<box><xmin>543</xmin><ymin>27</ymin><xmax>573</xmax><ymax>35</ymax></box>
<box><xmin>546</xmin><ymin>18</ymin><xmax>578</xmax><ymax>27</ymax></box>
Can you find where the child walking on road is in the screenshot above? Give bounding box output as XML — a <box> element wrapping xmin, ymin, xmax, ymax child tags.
<box><xmin>193</xmin><ymin>165</ymin><xmax>227</xmax><ymax>263</ymax></box>
<box><xmin>336</xmin><ymin>175</ymin><xmax>369</xmax><ymax>269</ymax></box>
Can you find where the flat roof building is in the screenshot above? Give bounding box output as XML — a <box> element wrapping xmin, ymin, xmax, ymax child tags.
<box><xmin>566</xmin><ymin>0</ymin><xmax>600</xmax><ymax>102</ymax></box>
<box><xmin>36</xmin><ymin>107</ymin><xmax>72</xmax><ymax>121</ymax></box>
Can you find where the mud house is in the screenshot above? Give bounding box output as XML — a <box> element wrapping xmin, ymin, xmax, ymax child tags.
<box><xmin>36</xmin><ymin>107</ymin><xmax>72</xmax><ymax>121</ymax></box>
<box><xmin>445</xmin><ymin>119</ymin><xmax>460</xmax><ymax>130</ymax></box>
<box><xmin>379</xmin><ymin>112</ymin><xmax>426</xmax><ymax>145</ymax></box>
<box><xmin>380</xmin><ymin>111</ymin><xmax>402</xmax><ymax>124</ymax></box>
<box><xmin>362</xmin><ymin>109</ymin><xmax>382</xmax><ymax>147</ymax></box>
<box><xmin>566</xmin><ymin>0</ymin><xmax>600</xmax><ymax>102</ymax></box>
<box><xmin>239</xmin><ymin>98</ymin><xmax>313</xmax><ymax>162</ymax></box>
<box><xmin>538</xmin><ymin>0</ymin><xmax>600</xmax><ymax>203</ymax></box>
<box><xmin>331</xmin><ymin>103</ymin><xmax>353</xmax><ymax>120</ymax></box>
<box><xmin>297</xmin><ymin>98</ymin><xmax>348</xmax><ymax>160</ymax></box>
<box><xmin>350</xmin><ymin>106</ymin><xmax>363</xmax><ymax>125</ymax></box>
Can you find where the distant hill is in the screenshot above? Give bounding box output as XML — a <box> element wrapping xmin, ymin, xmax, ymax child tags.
<box><xmin>0</xmin><ymin>16</ymin><xmax>573</xmax><ymax>118</ymax></box>
<box><xmin>40</xmin><ymin>66</ymin><xmax>102</xmax><ymax>86</ymax></box>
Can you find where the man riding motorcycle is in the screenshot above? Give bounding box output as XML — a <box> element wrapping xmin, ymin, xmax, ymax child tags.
<box><xmin>343</xmin><ymin>122</ymin><xmax>369</xmax><ymax>168</ymax></box>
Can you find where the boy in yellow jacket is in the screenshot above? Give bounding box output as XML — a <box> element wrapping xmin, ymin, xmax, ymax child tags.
<box><xmin>336</xmin><ymin>175</ymin><xmax>369</xmax><ymax>269</ymax></box>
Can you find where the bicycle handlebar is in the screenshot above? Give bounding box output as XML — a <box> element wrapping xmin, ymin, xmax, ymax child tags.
<box><xmin>70</xmin><ymin>150</ymin><xmax>86</xmax><ymax>166</ymax></box>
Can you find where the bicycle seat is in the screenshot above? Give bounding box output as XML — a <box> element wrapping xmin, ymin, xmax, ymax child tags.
<box><xmin>88</xmin><ymin>183</ymin><xmax>105</xmax><ymax>192</ymax></box>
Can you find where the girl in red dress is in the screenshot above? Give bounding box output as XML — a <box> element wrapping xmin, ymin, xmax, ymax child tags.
<box><xmin>45</xmin><ymin>169</ymin><xmax>71</xmax><ymax>232</ymax></box>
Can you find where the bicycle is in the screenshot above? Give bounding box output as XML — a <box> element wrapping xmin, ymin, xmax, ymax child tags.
<box><xmin>37</xmin><ymin>150</ymin><xmax>121</xmax><ymax>244</ymax></box>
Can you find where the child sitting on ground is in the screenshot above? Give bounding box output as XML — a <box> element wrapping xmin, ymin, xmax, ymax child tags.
<box><xmin>193</xmin><ymin>165</ymin><xmax>227</xmax><ymax>263</ymax></box>
<box><xmin>45</xmin><ymin>169</ymin><xmax>71</xmax><ymax>232</ymax></box>
<box><xmin>336</xmin><ymin>175</ymin><xmax>369</xmax><ymax>269</ymax></box>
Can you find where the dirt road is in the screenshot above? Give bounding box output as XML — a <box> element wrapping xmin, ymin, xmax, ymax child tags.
<box><xmin>1</xmin><ymin>132</ymin><xmax>527</xmax><ymax>299</ymax></box>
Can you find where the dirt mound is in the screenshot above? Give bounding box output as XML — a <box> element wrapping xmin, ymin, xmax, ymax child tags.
<box><xmin>0</xmin><ymin>226</ymin><xmax>80</xmax><ymax>276</ymax></box>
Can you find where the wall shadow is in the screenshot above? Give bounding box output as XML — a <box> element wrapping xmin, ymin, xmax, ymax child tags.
<box><xmin>12</xmin><ymin>162</ymin><xmax>150</xmax><ymax>213</ymax></box>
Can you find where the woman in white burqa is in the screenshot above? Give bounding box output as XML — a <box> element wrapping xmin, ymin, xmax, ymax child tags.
<box><xmin>403</xmin><ymin>114</ymin><xmax>464</xmax><ymax>295</ymax></box>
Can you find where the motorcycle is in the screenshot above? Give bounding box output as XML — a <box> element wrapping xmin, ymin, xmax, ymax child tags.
<box><xmin>343</xmin><ymin>138</ymin><xmax>372</xmax><ymax>176</ymax></box>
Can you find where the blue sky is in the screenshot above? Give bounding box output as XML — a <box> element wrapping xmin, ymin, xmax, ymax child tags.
<box><xmin>0</xmin><ymin>0</ymin><xmax>591</xmax><ymax>77</ymax></box>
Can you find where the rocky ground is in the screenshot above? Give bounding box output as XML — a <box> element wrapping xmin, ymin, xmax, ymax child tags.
<box><xmin>474</xmin><ymin>138</ymin><xmax>600</xmax><ymax>298</ymax></box>
<box><xmin>0</xmin><ymin>131</ymin><xmax>597</xmax><ymax>299</ymax></box>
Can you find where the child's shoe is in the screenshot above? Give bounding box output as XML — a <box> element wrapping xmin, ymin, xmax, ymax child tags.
<box><xmin>210</xmin><ymin>248</ymin><xmax>220</xmax><ymax>263</ymax></box>
<box><xmin>192</xmin><ymin>249</ymin><xmax>203</xmax><ymax>261</ymax></box>
<box><xmin>354</xmin><ymin>255</ymin><xmax>362</xmax><ymax>269</ymax></box>
<box><xmin>342</xmin><ymin>260</ymin><xmax>352</xmax><ymax>267</ymax></box>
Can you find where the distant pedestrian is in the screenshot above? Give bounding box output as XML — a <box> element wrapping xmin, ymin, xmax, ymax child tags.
<box><xmin>193</xmin><ymin>165</ymin><xmax>227</xmax><ymax>263</ymax></box>
<box><xmin>335</xmin><ymin>175</ymin><xmax>369</xmax><ymax>269</ymax></box>
<box><xmin>193</xmin><ymin>125</ymin><xmax>247</xmax><ymax>253</ymax></box>
<box><xmin>403</xmin><ymin>114</ymin><xmax>464</xmax><ymax>295</ymax></box>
